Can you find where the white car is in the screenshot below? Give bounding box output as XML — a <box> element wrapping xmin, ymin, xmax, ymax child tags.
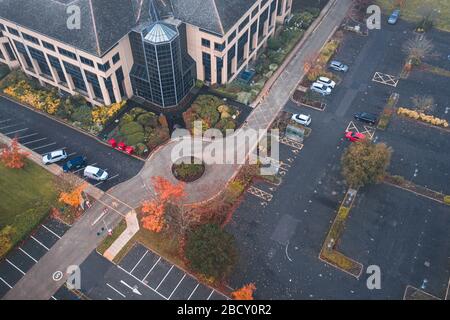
<box><xmin>310</xmin><ymin>82</ymin><xmax>332</xmax><ymax>96</ymax></box>
<box><xmin>83</xmin><ymin>165</ymin><xmax>109</xmax><ymax>181</ymax></box>
<box><xmin>42</xmin><ymin>149</ymin><xmax>67</xmax><ymax>165</ymax></box>
<box><xmin>291</xmin><ymin>114</ymin><xmax>312</xmax><ymax>126</ymax></box>
<box><xmin>316</xmin><ymin>76</ymin><xmax>336</xmax><ymax>89</ymax></box>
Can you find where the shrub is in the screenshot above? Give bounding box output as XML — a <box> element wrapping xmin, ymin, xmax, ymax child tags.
<box><xmin>397</xmin><ymin>107</ymin><xmax>449</xmax><ymax>128</ymax></box>
<box><xmin>92</xmin><ymin>100</ymin><xmax>127</xmax><ymax>125</ymax></box>
<box><xmin>185</xmin><ymin>224</ymin><xmax>237</xmax><ymax>280</ymax></box>
<box><xmin>444</xmin><ymin>196</ymin><xmax>450</xmax><ymax>205</ymax></box>
<box><xmin>71</xmin><ymin>105</ymin><xmax>93</xmax><ymax>127</ymax></box>
<box><xmin>120</xmin><ymin>122</ymin><xmax>144</xmax><ymax>136</ymax></box>
<box><xmin>137</xmin><ymin>112</ymin><xmax>158</xmax><ymax>127</ymax></box>
<box><xmin>0</xmin><ymin>226</ymin><xmax>16</xmax><ymax>258</ymax></box>
<box><xmin>125</xmin><ymin>132</ymin><xmax>145</xmax><ymax>146</ymax></box>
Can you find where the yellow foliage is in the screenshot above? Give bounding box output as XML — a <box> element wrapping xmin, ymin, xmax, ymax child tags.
<box><xmin>59</xmin><ymin>183</ymin><xmax>87</xmax><ymax>208</ymax></box>
<box><xmin>92</xmin><ymin>100</ymin><xmax>127</xmax><ymax>125</ymax></box>
<box><xmin>398</xmin><ymin>107</ymin><xmax>449</xmax><ymax>128</ymax></box>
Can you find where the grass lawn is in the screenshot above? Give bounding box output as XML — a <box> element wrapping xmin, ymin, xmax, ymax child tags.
<box><xmin>376</xmin><ymin>0</ymin><xmax>450</xmax><ymax>32</ymax></box>
<box><xmin>0</xmin><ymin>159</ymin><xmax>58</xmax><ymax>249</ymax></box>
<box><xmin>97</xmin><ymin>218</ymin><xmax>127</xmax><ymax>255</ymax></box>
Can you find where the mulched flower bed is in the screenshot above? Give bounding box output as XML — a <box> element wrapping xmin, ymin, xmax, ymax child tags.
<box><xmin>172</xmin><ymin>157</ymin><xmax>205</xmax><ymax>183</ymax></box>
<box><xmin>292</xmin><ymin>90</ymin><xmax>327</xmax><ymax>111</ymax></box>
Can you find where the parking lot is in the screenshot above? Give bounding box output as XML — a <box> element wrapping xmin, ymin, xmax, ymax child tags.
<box><xmin>78</xmin><ymin>244</ymin><xmax>228</xmax><ymax>300</ymax></box>
<box><xmin>226</xmin><ymin>17</ymin><xmax>450</xmax><ymax>299</ymax></box>
<box><xmin>0</xmin><ymin>217</ymin><xmax>70</xmax><ymax>299</ymax></box>
<box><xmin>0</xmin><ymin>96</ymin><xmax>143</xmax><ymax>191</ymax></box>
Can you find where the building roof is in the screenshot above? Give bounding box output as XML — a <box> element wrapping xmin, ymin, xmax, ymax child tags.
<box><xmin>143</xmin><ymin>22</ymin><xmax>178</xmax><ymax>43</ymax></box>
<box><xmin>0</xmin><ymin>0</ymin><xmax>257</xmax><ymax>56</ymax></box>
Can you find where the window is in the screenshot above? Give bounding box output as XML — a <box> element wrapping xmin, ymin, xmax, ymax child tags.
<box><xmin>214</xmin><ymin>42</ymin><xmax>225</xmax><ymax>52</ymax></box>
<box><xmin>0</xmin><ymin>50</ymin><xmax>4</xmax><ymax>60</ymax></box>
<box><xmin>4</xmin><ymin>42</ymin><xmax>17</xmax><ymax>61</ymax></box>
<box><xmin>48</xmin><ymin>55</ymin><xmax>67</xmax><ymax>83</ymax></box>
<box><xmin>43</xmin><ymin>41</ymin><xmax>55</xmax><ymax>51</ymax></box>
<box><xmin>22</xmin><ymin>33</ymin><xmax>40</xmax><ymax>45</ymax></box>
<box><xmin>97</xmin><ymin>61</ymin><xmax>110</xmax><ymax>72</ymax></box>
<box><xmin>0</xmin><ymin>24</ymin><xmax>5</xmax><ymax>31</ymax></box>
<box><xmin>58</xmin><ymin>47</ymin><xmax>77</xmax><ymax>60</ymax></box>
<box><xmin>27</xmin><ymin>46</ymin><xmax>52</xmax><ymax>77</ymax></box>
<box><xmin>201</xmin><ymin>38</ymin><xmax>211</xmax><ymax>48</ymax></box>
<box><xmin>238</xmin><ymin>16</ymin><xmax>250</xmax><ymax>32</ymax></box>
<box><xmin>80</xmin><ymin>56</ymin><xmax>94</xmax><ymax>67</ymax></box>
<box><xmin>251</xmin><ymin>7</ymin><xmax>259</xmax><ymax>18</ymax></box>
<box><xmin>112</xmin><ymin>52</ymin><xmax>120</xmax><ymax>64</ymax></box>
<box><xmin>7</xmin><ymin>27</ymin><xmax>19</xmax><ymax>36</ymax></box>
<box><xmin>227</xmin><ymin>31</ymin><xmax>236</xmax><ymax>44</ymax></box>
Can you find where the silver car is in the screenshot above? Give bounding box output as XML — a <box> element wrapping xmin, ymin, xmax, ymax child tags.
<box><xmin>42</xmin><ymin>149</ymin><xmax>68</xmax><ymax>165</ymax></box>
<box><xmin>310</xmin><ymin>82</ymin><xmax>332</xmax><ymax>96</ymax></box>
<box><xmin>329</xmin><ymin>60</ymin><xmax>349</xmax><ymax>73</ymax></box>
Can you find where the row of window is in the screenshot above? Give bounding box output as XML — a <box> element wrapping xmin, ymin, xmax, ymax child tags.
<box><xmin>1</xmin><ymin>23</ymin><xmax>121</xmax><ymax>73</ymax></box>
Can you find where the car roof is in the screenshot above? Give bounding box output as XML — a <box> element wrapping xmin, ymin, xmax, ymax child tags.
<box><xmin>298</xmin><ymin>114</ymin><xmax>310</xmax><ymax>119</ymax></box>
<box><xmin>85</xmin><ymin>165</ymin><xmax>100</xmax><ymax>173</ymax></box>
<box><xmin>50</xmin><ymin>150</ymin><xmax>65</xmax><ymax>156</ymax></box>
<box><xmin>319</xmin><ymin>76</ymin><xmax>331</xmax><ymax>81</ymax></box>
<box><xmin>331</xmin><ymin>60</ymin><xmax>342</xmax><ymax>65</ymax></box>
<box><xmin>70</xmin><ymin>155</ymin><xmax>85</xmax><ymax>163</ymax></box>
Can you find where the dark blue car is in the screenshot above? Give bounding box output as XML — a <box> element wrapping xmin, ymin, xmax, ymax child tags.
<box><xmin>62</xmin><ymin>156</ymin><xmax>87</xmax><ymax>172</ymax></box>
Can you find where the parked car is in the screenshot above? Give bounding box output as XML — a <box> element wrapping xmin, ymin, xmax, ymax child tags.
<box><xmin>345</xmin><ymin>131</ymin><xmax>366</xmax><ymax>142</ymax></box>
<box><xmin>316</xmin><ymin>76</ymin><xmax>336</xmax><ymax>89</ymax></box>
<box><xmin>63</xmin><ymin>156</ymin><xmax>87</xmax><ymax>173</ymax></box>
<box><xmin>310</xmin><ymin>82</ymin><xmax>332</xmax><ymax>96</ymax></box>
<box><xmin>291</xmin><ymin>114</ymin><xmax>312</xmax><ymax>126</ymax></box>
<box><xmin>83</xmin><ymin>166</ymin><xmax>108</xmax><ymax>181</ymax></box>
<box><xmin>388</xmin><ymin>9</ymin><xmax>400</xmax><ymax>25</ymax></box>
<box><xmin>42</xmin><ymin>149</ymin><xmax>67</xmax><ymax>165</ymax></box>
<box><xmin>329</xmin><ymin>60</ymin><xmax>349</xmax><ymax>73</ymax></box>
<box><xmin>354</xmin><ymin>112</ymin><xmax>378</xmax><ymax>125</ymax></box>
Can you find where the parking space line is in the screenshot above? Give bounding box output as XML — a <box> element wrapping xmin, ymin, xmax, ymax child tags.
<box><xmin>30</xmin><ymin>235</ymin><xmax>50</xmax><ymax>251</ymax></box>
<box><xmin>18</xmin><ymin>247</ymin><xmax>38</xmax><ymax>263</ymax></box>
<box><xmin>31</xmin><ymin>142</ymin><xmax>57</xmax><ymax>151</ymax></box>
<box><xmin>106</xmin><ymin>283</ymin><xmax>126</xmax><ymax>298</ymax></box>
<box><xmin>187</xmin><ymin>284</ymin><xmax>200</xmax><ymax>300</ymax></box>
<box><xmin>67</xmin><ymin>152</ymin><xmax>77</xmax><ymax>157</ymax></box>
<box><xmin>6</xmin><ymin>258</ymin><xmax>26</xmax><ymax>275</ymax></box>
<box><xmin>5</xmin><ymin>128</ymin><xmax>28</xmax><ymax>135</ymax></box>
<box><xmin>73</xmin><ymin>163</ymin><xmax>97</xmax><ymax>174</ymax></box>
<box><xmin>207</xmin><ymin>289</ymin><xmax>215</xmax><ymax>300</ymax></box>
<box><xmin>0</xmin><ymin>123</ymin><xmax>22</xmax><ymax>130</ymax></box>
<box><xmin>117</xmin><ymin>265</ymin><xmax>168</xmax><ymax>300</ymax></box>
<box><xmin>41</xmin><ymin>224</ymin><xmax>61</xmax><ymax>239</ymax></box>
<box><xmin>51</xmin><ymin>296</ymin><xmax>57</xmax><ymax>300</ymax></box>
<box><xmin>168</xmin><ymin>274</ymin><xmax>186</xmax><ymax>300</ymax></box>
<box><xmin>17</xmin><ymin>133</ymin><xmax>38</xmax><ymax>140</ymax></box>
<box><xmin>0</xmin><ymin>119</ymin><xmax>11</xmax><ymax>124</ymax></box>
<box><xmin>155</xmin><ymin>265</ymin><xmax>174</xmax><ymax>290</ymax></box>
<box><xmin>142</xmin><ymin>257</ymin><xmax>161</xmax><ymax>282</ymax></box>
<box><xmin>94</xmin><ymin>174</ymin><xmax>120</xmax><ymax>187</ymax></box>
<box><xmin>130</xmin><ymin>251</ymin><xmax>148</xmax><ymax>274</ymax></box>
<box><xmin>22</xmin><ymin>137</ymin><xmax>47</xmax><ymax>145</ymax></box>
<box><xmin>0</xmin><ymin>277</ymin><xmax>12</xmax><ymax>289</ymax></box>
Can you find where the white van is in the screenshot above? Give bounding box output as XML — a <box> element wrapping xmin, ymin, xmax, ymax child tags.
<box><xmin>83</xmin><ymin>165</ymin><xmax>108</xmax><ymax>181</ymax></box>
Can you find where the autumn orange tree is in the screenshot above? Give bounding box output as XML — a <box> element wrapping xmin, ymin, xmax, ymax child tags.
<box><xmin>231</xmin><ymin>283</ymin><xmax>256</xmax><ymax>300</ymax></box>
<box><xmin>141</xmin><ymin>176</ymin><xmax>186</xmax><ymax>233</ymax></box>
<box><xmin>0</xmin><ymin>138</ymin><xmax>29</xmax><ymax>169</ymax></box>
<box><xmin>59</xmin><ymin>183</ymin><xmax>87</xmax><ymax>208</ymax></box>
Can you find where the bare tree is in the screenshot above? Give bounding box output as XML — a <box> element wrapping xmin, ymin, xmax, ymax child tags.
<box><xmin>411</xmin><ymin>95</ymin><xmax>435</xmax><ymax>113</ymax></box>
<box><xmin>402</xmin><ymin>35</ymin><xmax>435</xmax><ymax>64</ymax></box>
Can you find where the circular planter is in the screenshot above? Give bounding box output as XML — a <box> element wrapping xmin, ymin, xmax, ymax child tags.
<box><xmin>172</xmin><ymin>157</ymin><xmax>205</xmax><ymax>183</ymax></box>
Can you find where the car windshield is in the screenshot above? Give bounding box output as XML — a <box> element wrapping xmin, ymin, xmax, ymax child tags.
<box><xmin>321</xmin><ymin>78</ymin><xmax>331</xmax><ymax>83</ymax></box>
<box><xmin>96</xmin><ymin>169</ymin><xmax>105</xmax><ymax>177</ymax></box>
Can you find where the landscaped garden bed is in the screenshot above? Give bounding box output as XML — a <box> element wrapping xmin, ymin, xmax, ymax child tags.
<box><xmin>377</xmin><ymin>93</ymin><xmax>399</xmax><ymax>130</ymax></box>
<box><xmin>0</xmin><ymin>70</ymin><xmax>127</xmax><ymax>135</ymax></box>
<box><xmin>172</xmin><ymin>157</ymin><xmax>205</xmax><ymax>183</ymax></box>
<box><xmin>106</xmin><ymin>107</ymin><xmax>170</xmax><ymax>158</ymax></box>
<box><xmin>216</xmin><ymin>9</ymin><xmax>320</xmax><ymax>104</ymax></box>
<box><xmin>292</xmin><ymin>90</ymin><xmax>327</xmax><ymax>111</ymax></box>
<box><xmin>183</xmin><ymin>94</ymin><xmax>239</xmax><ymax>134</ymax></box>
<box><xmin>97</xmin><ymin>218</ymin><xmax>127</xmax><ymax>255</ymax></box>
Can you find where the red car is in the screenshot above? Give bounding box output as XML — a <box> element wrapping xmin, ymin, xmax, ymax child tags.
<box><xmin>345</xmin><ymin>131</ymin><xmax>366</xmax><ymax>142</ymax></box>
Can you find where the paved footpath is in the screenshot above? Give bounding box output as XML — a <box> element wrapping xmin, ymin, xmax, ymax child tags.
<box><xmin>3</xmin><ymin>0</ymin><xmax>352</xmax><ymax>300</ymax></box>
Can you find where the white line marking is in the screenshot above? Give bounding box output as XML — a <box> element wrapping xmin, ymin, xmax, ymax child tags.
<box><xmin>106</xmin><ymin>297</ymin><xmax>112</xmax><ymax>300</ymax></box>
<box><xmin>18</xmin><ymin>247</ymin><xmax>37</xmax><ymax>263</ymax></box>
<box><xmin>22</xmin><ymin>137</ymin><xmax>47</xmax><ymax>145</ymax></box>
<box><xmin>117</xmin><ymin>265</ymin><xmax>168</xmax><ymax>300</ymax></box>
<box><xmin>0</xmin><ymin>119</ymin><xmax>11</xmax><ymax>124</ymax></box>
<box><xmin>188</xmin><ymin>284</ymin><xmax>200</xmax><ymax>300</ymax></box>
<box><xmin>0</xmin><ymin>277</ymin><xmax>12</xmax><ymax>289</ymax></box>
<box><xmin>30</xmin><ymin>235</ymin><xmax>50</xmax><ymax>250</ymax></box>
<box><xmin>142</xmin><ymin>257</ymin><xmax>161</xmax><ymax>282</ymax></box>
<box><xmin>51</xmin><ymin>296</ymin><xmax>57</xmax><ymax>300</ymax></box>
<box><xmin>5</xmin><ymin>128</ymin><xmax>28</xmax><ymax>135</ymax></box>
<box><xmin>6</xmin><ymin>259</ymin><xmax>25</xmax><ymax>275</ymax></box>
<box><xmin>168</xmin><ymin>274</ymin><xmax>186</xmax><ymax>300</ymax></box>
<box><xmin>91</xmin><ymin>209</ymin><xmax>110</xmax><ymax>227</ymax></box>
<box><xmin>155</xmin><ymin>265</ymin><xmax>174</xmax><ymax>290</ymax></box>
<box><xmin>0</xmin><ymin>123</ymin><xmax>21</xmax><ymax>130</ymax></box>
<box><xmin>73</xmin><ymin>163</ymin><xmax>96</xmax><ymax>174</ymax></box>
<box><xmin>31</xmin><ymin>142</ymin><xmax>57</xmax><ymax>151</ymax></box>
<box><xmin>17</xmin><ymin>133</ymin><xmax>38</xmax><ymax>140</ymax></box>
<box><xmin>41</xmin><ymin>224</ymin><xmax>61</xmax><ymax>239</ymax></box>
<box><xmin>106</xmin><ymin>283</ymin><xmax>126</xmax><ymax>298</ymax></box>
<box><xmin>130</xmin><ymin>251</ymin><xmax>148</xmax><ymax>274</ymax></box>
<box><xmin>207</xmin><ymin>289</ymin><xmax>215</xmax><ymax>300</ymax></box>
<box><xmin>67</xmin><ymin>152</ymin><xmax>77</xmax><ymax>157</ymax></box>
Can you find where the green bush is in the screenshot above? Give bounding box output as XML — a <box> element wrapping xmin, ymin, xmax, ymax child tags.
<box><xmin>125</xmin><ymin>132</ymin><xmax>145</xmax><ymax>146</ymax></box>
<box><xmin>137</xmin><ymin>112</ymin><xmax>158</xmax><ymax>127</ymax></box>
<box><xmin>120</xmin><ymin>122</ymin><xmax>144</xmax><ymax>136</ymax></box>
<box><xmin>444</xmin><ymin>196</ymin><xmax>450</xmax><ymax>205</ymax></box>
<box><xmin>71</xmin><ymin>105</ymin><xmax>93</xmax><ymax>126</ymax></box>
<box><xmin>185</xmin><ymin>224</ymin><xmax>237</xmax><ymax>280</ymax></box>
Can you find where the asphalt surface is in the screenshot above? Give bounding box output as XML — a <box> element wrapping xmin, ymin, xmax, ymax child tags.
<box><xmin>0</xmin><ymin>96</ymin><xmax>144</xmax><ymax>191</ymax></box>
<box><xmin>0</xmin><ymin>217</ymin><xmax>71</xmax><ymax>299</ymax></box>
<box><xmin>77</xmin><ymin>244</ymin><xmax>228</xmax><ymax>300</ymax></box>
<box><xmin>226</xmin><ymin>17</ymin><xmax>450</xmax><ymax>299</ymax></box>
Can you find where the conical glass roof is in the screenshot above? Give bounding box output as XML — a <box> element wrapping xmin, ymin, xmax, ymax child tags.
<box><xmin>143</xmin><ymin>23</ymin><xmax>178</xmax><ymax>44</ymax></box>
